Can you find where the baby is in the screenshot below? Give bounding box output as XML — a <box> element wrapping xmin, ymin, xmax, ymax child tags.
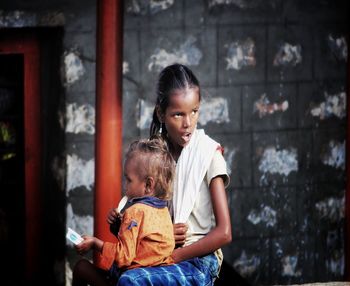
<box><xmin>72</xmin><ymin>137</ymin><xmax>175</xmax><ymax>286</ymax></box>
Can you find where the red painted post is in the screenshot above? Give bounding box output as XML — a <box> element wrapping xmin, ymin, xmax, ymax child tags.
<box><xmin>95</xmin><ymin>0</ymin><xmax>123</xmax><ymax>255</ymax></box>
<box><xmin>23</xmin><ymin>35</ymin><xmax>41</xmax><ymax>282</ymax></box>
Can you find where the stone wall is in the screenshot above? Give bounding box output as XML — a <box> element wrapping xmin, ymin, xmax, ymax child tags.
<box><xmin>122</xmin><ymin>0</ymin><xmax>348</xmax><ymax>284</ymax></box>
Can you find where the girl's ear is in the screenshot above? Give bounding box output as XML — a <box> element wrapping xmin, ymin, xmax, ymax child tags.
<box><xmin>156</xmin><ymin>105</ymin><xmax>164</xmax><ymax>123</ymax></box>
<box><xmin>145</xmin><ymin>177</ymin><xmax>155</xmax><ymax>194</ymax></box>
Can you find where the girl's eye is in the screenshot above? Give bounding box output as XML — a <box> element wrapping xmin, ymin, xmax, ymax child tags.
<box><xmin>174</xmin><ymin>113</ymin><xmax>182</xmax><ymax>118</ymax></box>
<box><xmin>192</xmin><ymin>109</ymin><xmax>198</xmax><ymax>115</ymax></box>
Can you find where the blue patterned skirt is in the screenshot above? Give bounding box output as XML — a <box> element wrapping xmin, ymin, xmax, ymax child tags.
<box><xmin>115</xmin><ymin>253</ymin><xmax>219</xmax><ymax>286</ymax></box>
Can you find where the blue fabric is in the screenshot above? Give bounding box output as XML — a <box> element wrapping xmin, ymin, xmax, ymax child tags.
<box><xmin>127</xmin><ymin>220</ymin><xmax>138</xmax><ymax>230</ymax></box>
<box><xmin>123</xmin><ymin>196</ymin><xmax>167</xmax><ymax>211</ymax></box>
<box><xmin>116</xmin><ymin>253</ymin><xmax>219</xmax><ymax>286</ymax></box>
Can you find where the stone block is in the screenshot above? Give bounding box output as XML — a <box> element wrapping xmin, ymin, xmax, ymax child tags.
<box><xmin>218</xmin><ymin>26</ymin><xmax>266</xmax><ymax>85</ymax></box>
<box><xmin>270</xmin><ymin>235</ymin><xmax>315</xmax><ymax>284</ymax></box>
<box><xmin>296</xmin><ymin>183</ymin><xmax>345</xmax><ymax>234</ymax></box>
<box><xmin>252</xmin><ymin>131</ymin><xmax>312</xmax><ymax>187</ymax></box>
<box><xmin>198</xmin><ymin>87</ymin><xmax>241</xmax><ymax>134</ymax></box>
<box><xmin>222</xmin><ymin>237</ymin><xmax>271</xmax><ymax>285</ymax></box>
<box><xmin>125</xmin><ymin>0</ymin><xmax>184</xmax><ymax>30</ymax></box>
<box><xmin>312</xmin><ymin>129</ymin><xmax>346</xmax><ymax>184</ymax></box>
<box><xmin>212</xmin><ymin>133</ymin><xmax>252</xmax><ymax>188</ymax></box>
<box><xmin>267</xmin><ymin>25</ymin><xmax>312</xmax><ymax>82</ymax></box>
<box><xmin>63</xmin><ymin>31</ymin><xmax>96</xmax><ymax>62</ymax></box>
<box><xmin>123</xmin><ymin>30</ymin><xmax>141</xmax><ymax>91</ymax></box>
<box><xmin>208</xmin><ymin>0</ymin><xmax>283</xmax><ymax>25</ymax></box>
<box><xmin>230</xmin><ymin>187</ymin><xmax>297</xmax><ymax>238</ymax></box>
<box><xmin>122</xmin><ymin>89</ymin><xmax>142</xmax><ymax>139</ymax></box>
<box><xmin>298</xmin><ymin>82</ymin><xmax>347</xmax><ymax>129</ymax></box>
<box><xmin>314</xmin><ymin>26</ymin><xmax>348</xmax><ymax>80</ymax></box>
<box><xmin>314</xmin><ymin>227</ymin><xmax>346</xmax><ymax>281</ymax></box>
<box><xmin>242</xmin><ymin>84</ymin><xmax>297</xmax><ymax>131</ymax></box>
<box><xmin>140</xmin><ymin>28</ymin><xmax>217</xmax><ymax>96</ymax></box>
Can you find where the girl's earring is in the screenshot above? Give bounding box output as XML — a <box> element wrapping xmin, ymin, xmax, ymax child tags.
<box><xmin>159</xmin><ymin>123</ymin><xmax>163</xmax><ymax>134</ymax></box>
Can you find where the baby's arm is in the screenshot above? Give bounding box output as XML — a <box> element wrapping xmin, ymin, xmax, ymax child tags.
<box><xmin>98</xmin><ymin>207</ymin><xmax>142</xmax><ymax>270</ymax></box>
<box><xmin>171</xmin><ymin>176</ymin><xmax>231</xmax><ymax>263</ymax></box>
<box><xmin>75</xmin><ymin>235</ymin><xmax>104</xmax><ymax>255</ymax></box>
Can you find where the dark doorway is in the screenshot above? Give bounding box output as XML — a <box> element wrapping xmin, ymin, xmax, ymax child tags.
<box><xmin>0</xmin><ymin>29</ymin><xmax>64</xmax><ymax>285</ymax></box>
<box><xmin>0</xmin><ymin>54</ymin><xmax>25</xmax><ymax>284</ymax></box>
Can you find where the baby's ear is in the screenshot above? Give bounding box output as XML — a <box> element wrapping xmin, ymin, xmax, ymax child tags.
<box><xmin>145</xmin><ymin>177</ymin><xmax>155</xmax><ymax>194</ymax></box>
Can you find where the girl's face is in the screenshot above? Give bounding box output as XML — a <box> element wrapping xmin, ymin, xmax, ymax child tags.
<box><xmin>162</xmin><ymin>87</ymin><xmax>200</xmax><ymax>152</ymax></box>
<box><xmin>124</xmin><ymin>158</ymin><xmax>146</xmax><ymax>199</ymax></box>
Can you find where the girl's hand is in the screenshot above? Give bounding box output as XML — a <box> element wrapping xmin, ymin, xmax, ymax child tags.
<box><xmin>173</xmin><ymin>223</ymin><xmax>188</xmax><ymax>246</ymax></box>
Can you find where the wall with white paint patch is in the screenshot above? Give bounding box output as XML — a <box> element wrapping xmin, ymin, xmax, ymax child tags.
<box><xmin>1</xmin><ymin>1</ymin><xmax>96</xmax><ymax>285</ymax></box>
<box><xmin>0</xmin><ymin>0</ymin><xmax>347</xmax><ymax>284</ymax></box>
<box><xmin>122</xmin><ymin>0</ymin><xmax>348</xmax><ymax>285</ymax></box>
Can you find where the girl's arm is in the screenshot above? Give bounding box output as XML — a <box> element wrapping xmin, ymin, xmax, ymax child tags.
<box><xmin>171</xmin><ymin>176</ymin><xmax>232</xmax><ymax>263</ymax></box>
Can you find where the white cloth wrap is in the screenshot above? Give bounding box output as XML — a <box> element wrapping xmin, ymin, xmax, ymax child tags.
<box><xmin>172</xmin><ymin>129</ymin><xmax>219</xmax><ymax>224</ymax></box>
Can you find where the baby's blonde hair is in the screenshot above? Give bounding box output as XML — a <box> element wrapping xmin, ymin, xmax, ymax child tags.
<box><xmin>125</xmin><ymin>137</ymin><xmax>175</xmax><ymax>200</ymax></box>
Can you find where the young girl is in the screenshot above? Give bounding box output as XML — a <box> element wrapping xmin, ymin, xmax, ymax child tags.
<box><xmin>72</xmin><ymin>138</ymin><xmax>176</xmax><ymax>286</ymax></box>
<box><xmin>112</xmin><ymin>63</ymin><xmax>232</xmax><ymax>285</ymax></box>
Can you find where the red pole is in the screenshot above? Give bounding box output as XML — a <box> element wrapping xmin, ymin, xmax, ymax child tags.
<box><xmin>95</xmin><ymin>0</ymin><xmax>123</xmax><ymax>254</ymax></box>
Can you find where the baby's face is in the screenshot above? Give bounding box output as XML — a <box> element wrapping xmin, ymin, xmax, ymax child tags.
<box><xmin>123</xmin><ymin>158</ymin><xmax>146</xmax><ymax>199</ymax></box>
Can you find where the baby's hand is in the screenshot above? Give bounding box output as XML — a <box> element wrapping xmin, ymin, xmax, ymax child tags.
<box><xmin>109</xmin><ymin>209</ymin><xmax>123</xmax><ymax>236</ymax></box>
<box><xmin>75</xmin><ymin>235</ymin><xmax>95</xmax><ymax>255</ymax></box>
<box><xmin>107</xmin><ymin>208</ymin><xmax>121</xmax><ymax>224</ymax></box>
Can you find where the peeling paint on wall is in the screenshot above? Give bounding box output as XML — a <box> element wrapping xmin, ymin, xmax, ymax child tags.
<box><xmin>65</xmin><ymin>260</ymin><xmax>73</xmax><ymax>286</ymax></box>
<box><xmin>66</xmin><ymin>203</ymin><xmax>93</xmax><ymax>247</ymax></box>
<box><xmin>225</xmin><ymin>38</ymin><xmax>256</xmax><ymax>70</ymax></box>
<box><xmin>52</xmin><ymin>156</ymin><xmax>66</xmax><ymax>191</ymax></box>
<box><xmin>126</xmin><ymin>0</ymin><xmax>174</xmax><ymax>15</ymax></box>
<box><xmin>321</xmin><ymin>140</ymin><xmax>345</xmax><ymax>170</ymax></box>
<box><xmin>327</xmin><ymin>249</ymin><xmax>344</xmax><ymax>276</ymax></box>
<box><xmin>150</xmin><ymin>0</ymin><xmax>174</xmax><ymax>14</ymax></box>
<box><xmin>63</xmin><ymin>51</ymin><xmax>85</xmax><ymax>86</ymax></box>
<box><xmin>258</xmin><ymin>147</ymin><xmax>298</xmax><ymax>176</ymax></box>
<box><xmin>310</xmin><ymin>91</ymin><xmax>346</xmax><ymax>120</ymax></box>
<box><xmin>233</xmin><ymin>251</ymin><xmax>260</xmax><ymax>277</ymax></box>
<box><xmin>282</xmin><ymin>255</ymin><xmax>301</xmax><ymax>277</ymax></box>
<box><xmin>137</xmin><ymin>99</ymin><xmax>154</xmax><ymax>130</ymax></box>
<box><xmin>0</xmin><ymin>10</ymin><xmax>36</xmax><ymax>27</ymax></box>
<box><xmin>247</xmin><ymin>205</ymin><xmax>277</xmax><ymax>227</ymax></box>
<box><xmin>199</xmin><ymin>97</ymin><xmax>230</xmax><ymax>125</ymax></box>
<box><xmin>315</xmin><ymin>196</ymin><xmax>345</xmax><ymax>223</ymax></box>
<box><xmin>65</xmin><ymin>103</ymin><xmax>95</xmax><ymax>135</ymax></box>
<box><xmin>67</xmin><ymin>154</ymin><xmax>94</xmax><ymax>192</ymax></box>
<box><xmin>327</xmin><ymin>34</ymin><xmax>348</xmax><ymax>62</ymax></box>
<box><xmin>208</xmin><ymin>0</ymin><xmax>277</xmax><ymax>9</ymax></box>
<box><xmin>326</xmin><ymin>230</ymin><xmax>344</xmax><ymax>275</ymax></box>
<box><xmin>123</xmin><ymin>61</ymin><xmax>130</xmax><ymax>75</ymax></box>
<box><xmin>254</xmin><ymin>94</ymin><xmax>289</xmax><ymax>118</ymax></box>
<box><xmin>0</xmin><ymin>10</ymin><xmax>65</xmax><ymax>27</ymax></box>
<box><xmin>53</xmin><ymin>259</ymin><xmax>65</xmax><ymax>285</ymax></box>
<box><xmin>273</xmin><ymin>43</ymin><xmax>302</xmax><ymax>67</ymax></box>
<box><xmin>223</xmin><ymin>148</ymin><xmax>236</xmax><ymax>176</ymax></box>
<box><xmin>148</xmin><ymin>36</ymin><xmax>203</xmax><ymax>72</ymax></box>
<box><xmin>39</xmin><ymin>12</ymin><xmax>65</xmax><ymax>26</ymax></box>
